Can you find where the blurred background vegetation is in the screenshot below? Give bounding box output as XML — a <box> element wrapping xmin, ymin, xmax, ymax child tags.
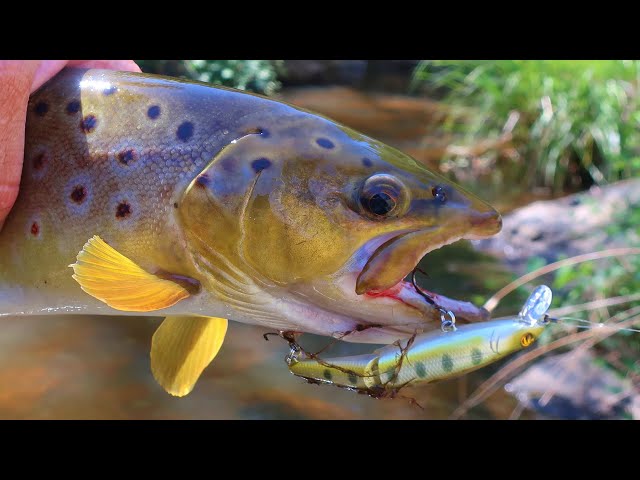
<box><xmin>134</xmin><ymin>60</ymin><xmax>640</xmax><ymax>417</ymax></box>
<box><xmin>138</xmin><ymin>60</ymin><xmax>640</xmax><ymax>192</ymax></box>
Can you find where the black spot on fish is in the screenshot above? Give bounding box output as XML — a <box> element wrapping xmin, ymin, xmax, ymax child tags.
<box><xmin>80</xmin><ymin>115</ymin><xmax>97</xmax><ymax>133</ymax></box>
<box><xmin>442</xmin><ymin>354</ymin><xmax>454</xmax><ymax>373</ymax></box>
<box><xmin>173</xmin><ymin>202</ymin><xmax>178</xmax><ymax>209</ymax></box>
<box><xmin>116</xmin><ymin>202</ymin><xmax>132</xmax><ymax>219</ymax></box>
<box><xmin>316</xmin><ymin>137</ymin><xmax>334</xmax><ymax>149</ymax></box>
<box><xmin>348</xmin><ymin>372</ymin><xmax>358</xmax><ymax>385</ymax></box>
<box><xmin>33</xmin><ymin>152</ymin><xmax>48</xmax><ymax>170</ymax></box>
<box><xmin>251</xmin><ymin>158</ymin><xmax>271</xmax><ymax>173</ymax></box>
<box><xmin>117</xmin><ymin>149</ymin><xmax>138</xmax><ymax>166</ymax></box>
<box><xmin>323</xmin><ymin>369</ymin><xmax>333</xmax><ymax>381</ymax></box>
<box><xmin>362</xmin><ymin>157</ymin><xmax>373</xmax><ymax>168</ymax></box>
<box><xmin>147</xmin><ymin>105</ymin><xmax>161</xmax><ymax>120</ymax></box>
<box><xmin>471</xmin><ymin>348</ymin><xmax>483</xmax><ymax>366</ymax></box>
<box><xmin>34</xmin><ymin>101</ymin><xmax>49</xmax><ymax>117</ymax></box>
<box><xmin>415</xmin><ymin>363</ymin><xmax>427</xmax><ymax>378</ymax></box>
<box><xmin>70</xmin><ymin>186</ymin><xmax>87</xmax><ymax>204</ymax></box>
<box><xmin>30</xmin><ymin>222</ymin><xmax>39</xmax><ymax>236</ymax></box>
<box><xmin>176</xmin><ymin>121</ymin><xmax>194</xmax><ymax>142</ymax></box>
<box><xmin>196</xmin><ymin>174</ymin><xmax>210</xmax><ymax>188</ymax></box>
<box><xmin>66</xmin><ymin>100</ymin><xmax>81</xmax><ymax>115</ymax></box>
<box><xmin>103</xmin><ymin>85</ymin><xmax>118</xmax><ymax>96</ymax></box>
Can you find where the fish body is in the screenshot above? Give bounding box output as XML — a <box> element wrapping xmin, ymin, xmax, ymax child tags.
<box><xmin>0</xmin><ymin>68</ymin><xmax>502</xmax><ymax>395</ymax></box>
<box><xmin>288</xmin><ymin>286</ymin><xmax>552</xmax><ymax>390</ymax></box>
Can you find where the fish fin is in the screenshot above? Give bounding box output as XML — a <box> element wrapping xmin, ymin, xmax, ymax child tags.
<box><xmin>70</xmin><ymin>235</ymin><xmax>190</xmax><ymax>312</ymax></box>
<box><xmin>151</xmin><ymin>315</ymin><xmax>228</xmax><ymax>397</ymax></box>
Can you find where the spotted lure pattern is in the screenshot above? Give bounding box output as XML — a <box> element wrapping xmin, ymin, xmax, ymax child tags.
<box><xmin>288</xmin><ymin>286</ymin><xmax>553</xmax><ymax>392</ymax></box>
<box><xmin>0</xmin><ymin>68</ymin><xmax>502</xmax><ymax>396</ymax></box>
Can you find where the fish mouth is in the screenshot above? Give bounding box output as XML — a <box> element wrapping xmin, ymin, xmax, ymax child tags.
<box><xmin>352</xmin><ymin>217</ymin><xmax>500</xmax><ymax>326</ymax></box>
<box><xmin>356</xmin><ymin>228</ymin><xmax>465</xmax><ymax>295</ymax></box>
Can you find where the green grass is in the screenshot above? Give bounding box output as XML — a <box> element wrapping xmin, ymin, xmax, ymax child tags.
<box><xmin>411</xmin><ymin>61</ymin><xmax>640</xmax><ymax>193</ymax></box>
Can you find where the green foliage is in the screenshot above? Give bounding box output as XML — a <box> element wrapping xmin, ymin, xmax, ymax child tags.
<box><xmin>529</xmin><ymin>202</ymin><xmax>640</xmax><ymax>378</ymax></box>
<box><xmin>137</xmin><ymin>60</ymin><xmax>284</xmax><ymax>95</ymax></box>
<box><xmin>411</xmin><ymin>61</ymin><xmax>640</xmax><ymax>193</ymax></box>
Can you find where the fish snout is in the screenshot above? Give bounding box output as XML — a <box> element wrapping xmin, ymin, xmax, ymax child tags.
<box><xmin>469</xmin><ymin>208</ymin><xmax>502</xmax><ymax>237</ymax></box>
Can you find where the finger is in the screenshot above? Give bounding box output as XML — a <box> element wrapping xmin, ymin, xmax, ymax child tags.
<box><xmin>68</xmin><ymin>60</ymin><xmax>141</xmax><ymax>73</ymax></box>
<box><xmin>31</xmin><ymin>60</ymin><xmax>69</xmax><ymax>92</ymax></box>
<box><xmin>0</xmin><ymin>60</ymin><xmax>40</xmax><ymax>228</ymax></box>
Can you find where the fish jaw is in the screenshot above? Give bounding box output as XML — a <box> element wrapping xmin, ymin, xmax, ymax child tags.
<box><xmin>292</xmin><ymin>197</ymin><xmax>501</xmax><ymax>343</ymax></box>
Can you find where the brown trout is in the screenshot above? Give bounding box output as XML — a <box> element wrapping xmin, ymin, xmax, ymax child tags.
<box><xmin>0</xmin><ymin>68</ymin><xmax>501</xmax><ymax>396</ymax></box>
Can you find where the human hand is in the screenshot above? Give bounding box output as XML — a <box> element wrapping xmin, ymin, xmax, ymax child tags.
<box><xmin>0</xmin><ymin>60</ymin><xmax>141</xmax><ymax>229</ymax></box>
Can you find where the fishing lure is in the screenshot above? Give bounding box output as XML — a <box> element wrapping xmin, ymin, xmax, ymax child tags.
<box><xmin>286</xmin><ymin>285</ymin><xmax>553</xmax><ymax>394</ymax></box>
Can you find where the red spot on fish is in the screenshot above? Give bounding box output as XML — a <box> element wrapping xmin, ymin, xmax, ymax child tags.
<box><xmin>70</xmin><ymin>186</ymin><xmax>87</xmax><ymax>203</ymax></box>
<box><xmin>33</xmin><ymin>152</ymin><xmax>48</xmax><ymax>170</ymax></box>
<box><xmin>30</xmin><ymin>222</ymin><xmax>39</xmax><ymax>236</ymax></box>
<box><xmin>117</xmin><ymin>149</ymin><xmax>138</xmax><ymax>166</ymax></box>
<box><xmin>116</xmin><ymin>202</ymin><xmax>132</xmax><ymax>219</ymax></box>
<box><xmin>195</xmin><ymin>174</ymin><xmax>209</xmax><ymax>188</ymax></box>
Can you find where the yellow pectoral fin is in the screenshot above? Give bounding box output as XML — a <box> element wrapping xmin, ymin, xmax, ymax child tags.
<box><xmin>70</xmin><ymin>235</ymin><xmax>190</xmax><ymax>312</ymax></box>
<box><xmin>151</xmin><ymin>315</ymin><xmax>228</xmax><ymax>397</ymax></box>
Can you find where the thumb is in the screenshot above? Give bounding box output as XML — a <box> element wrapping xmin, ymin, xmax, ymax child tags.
<box><xmin>0</xmin><ymin>60</ymin><xmax>40</xmax><ymax>230</ymax></box>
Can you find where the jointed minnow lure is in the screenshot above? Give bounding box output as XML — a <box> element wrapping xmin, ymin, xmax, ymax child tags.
<box><xmin>287</xmin><ymin>286</ymin><xmax>554</xmax><ymax>392</ymax></box>
<box><xmin>0</xmin><ymin>68</ymin><xmax>502</xmax><ymax>396</ymax></box>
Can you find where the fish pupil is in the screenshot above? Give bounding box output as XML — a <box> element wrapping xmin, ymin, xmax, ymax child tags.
<box><xmin>432</xmin><ymin>186</ymin><xmax>447</xmax><ymax>203</ymax></box>
<box><xmin>367</xmin><ymin>192</ymin><xmax>396</xmax><ymax>216</ymax></box>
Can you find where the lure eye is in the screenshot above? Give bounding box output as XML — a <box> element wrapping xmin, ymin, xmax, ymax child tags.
<box><xmin>520</xmin><ymin>332</ymin><xmax>535</xmax><ymax>347</ymax></box>
<box><xmin>359</xmin><ymin>174</ymin><xmax>407</xmax><ymax>219</ymax></box>
<box><xmin>432</xmin><ymin>185</ymin><xmax>447</xmax><ymax>203</ymax></box>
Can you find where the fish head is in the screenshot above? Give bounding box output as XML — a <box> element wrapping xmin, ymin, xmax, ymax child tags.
<box><xmin>179</xmin><ymin>110</ymin><xmax>502</xmax><ymax>341</ymax></box>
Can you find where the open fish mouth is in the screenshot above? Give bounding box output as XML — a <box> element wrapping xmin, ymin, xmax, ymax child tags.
<box><xmin>352</xmin><ymin>217</ymin><xmax>501</xmax><ymax>327</ymax></box>
<box><xmin>358</xmin><ymin>232</ymin><xmax>489</xmax><ymax>325</ymax></box>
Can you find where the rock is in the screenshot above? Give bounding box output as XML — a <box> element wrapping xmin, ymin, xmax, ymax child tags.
<box><xmin>473</xmin><ymin>178</ymin><xmax>640</xmax><ymax>274</ymax></box>
<box><xmin>281</xmin><ymin>61</ymin><xmax>368</xmax><ymax>86</ymax></box>
<box><xmin>280</xmin><ymin>60</ymin><xmax>420</xmax><ymax>91</ymax></box>
<box><xmin>505</xmin><ymin>350</ymin><xmax>638</xmax><ymax>419</ymax></box>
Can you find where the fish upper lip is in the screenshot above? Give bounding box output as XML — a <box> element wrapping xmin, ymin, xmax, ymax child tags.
<box><xmin>361</xmin><ymin>229</ymin><xmax>423</xmax><ymax>276</ymax></box>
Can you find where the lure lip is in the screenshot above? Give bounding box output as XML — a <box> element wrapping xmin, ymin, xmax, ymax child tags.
<box><xmin>517</xmin><ymin>285</ymin><xmax>553</xmax><ymax>327</ymax></box>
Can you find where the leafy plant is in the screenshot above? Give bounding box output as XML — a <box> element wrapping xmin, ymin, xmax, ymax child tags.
<box><xmin>411</xmin><ymin>61</ymin><xmax>640</xmax><ymax>193</ymax></box>
<box><xmin>137</xmin><ymin>60</ymin><xmax>284</xmax><ymax>95</ymax></box>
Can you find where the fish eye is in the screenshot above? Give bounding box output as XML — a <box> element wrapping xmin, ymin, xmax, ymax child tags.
<box><xmin>520</xmin><ymin>332</ymin><xmax>535</xmax><ymax>347</ymax></box>
<box><xmin>432</xmin><ymin>185</ymin><xmax>447</xmax><ymax>203</ymax></box>
<box><xmin>359</xmin><ymin>174</ymin><xmax>406</xmax><ymax>219</ymax></box>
